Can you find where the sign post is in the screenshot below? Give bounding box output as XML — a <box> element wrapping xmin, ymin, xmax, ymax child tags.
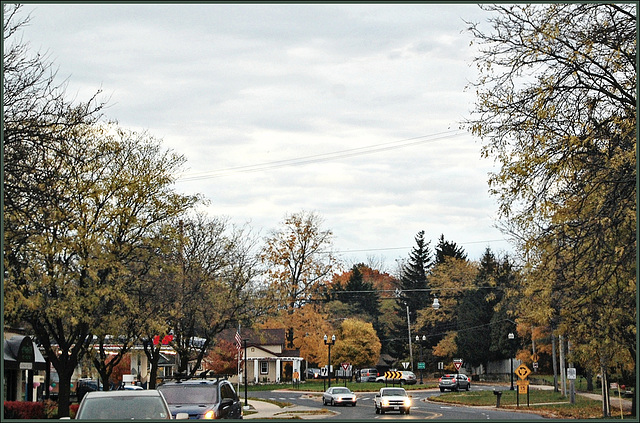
<box><xmin>515</xmin><ymin>364</ymin><xmax>531</xmax><ymax>407</ymax></box>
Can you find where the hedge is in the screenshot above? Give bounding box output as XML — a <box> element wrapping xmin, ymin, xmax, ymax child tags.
<box><xmin>3</xmin><ymin>401</ymin><xmax>79</xmax><ymax>419</ymax></box>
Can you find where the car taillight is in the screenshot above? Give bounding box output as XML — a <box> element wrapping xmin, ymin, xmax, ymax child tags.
<box><xmin>438</xmin><ymin>378</ymin><xmax>442</xmax><ymax>382</ymax></box>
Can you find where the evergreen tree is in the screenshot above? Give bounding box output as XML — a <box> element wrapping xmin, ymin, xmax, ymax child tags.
<box><xmin>435</xmin><ymin>234</ymin><xmax>467</xmax><ymax>264</ymax></box>
<box><xmin>396</xmin><ymin>231</ymin><xmax>433</xmax><ymax>323</ymax></box>
<box><xmin>329</xmin><ymin>264</ymin><xmax>381</xmax><ymax>329</ymax></box>
<box><xmin>456</xmin><ymin>248</ymin><xmax>502</xmax><ymax>369</ymax></box>
<box><xmin>393</xmin><ymin>231</ymin><xmax>433</xmax><ymax>360</ymax></box>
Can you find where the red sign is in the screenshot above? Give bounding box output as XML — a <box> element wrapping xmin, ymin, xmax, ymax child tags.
<box><xmin>153</xmin><ymin>335</ymin><xmax>173</xmax><ymax>346</ymax></box>
<box><xmin>454</xmin><ymin>361</ymin><xmax>462</xmax><ymax>370</ymax></box>
<box><xmin>342</xmin><ymin>363</ymin><xmax>350</xmax><ymax>371</ymax></box>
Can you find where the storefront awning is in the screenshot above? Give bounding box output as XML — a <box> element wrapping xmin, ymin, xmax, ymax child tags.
<box><xmin>4</xmin><ymin>335</ymin><xmax>47</xmax><ymax>371</ymax></box>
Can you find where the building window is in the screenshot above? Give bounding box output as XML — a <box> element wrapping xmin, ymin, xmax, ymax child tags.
<box><xmin>260</xmin><ymin>362</ymin><xmax>269</xmax><ymax>375</ymax></box>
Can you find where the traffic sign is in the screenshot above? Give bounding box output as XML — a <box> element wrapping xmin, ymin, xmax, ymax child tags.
<box><xmin>321</xmin><ymin>366</ymin><xmax>328</xmax><ymax>377</ymax></box>
<box><xmin>402</xmin><ymin>362</ymin><xmax>409</xmax><ymax>369</ymax></box>
<box><xmin>531</xmin><ymin>353</ymin><xmax>539</xmax><ymax>362</ymax></box>
<box><xmin>384</xmin><ymin>371</ymin><xmax>402</xmax><ymax>380</ymax></box>
<box><xmin>567</xmin><ymin>368</ymin><xmax>576</xmax><ymax>380</ymax></box>
<box><xmin>453</xmin><ymin>359</ymin><xmax>463</xmax><ymax>371</ymax></box>
<box><xmin>517</xmin><ymin>380</ymin><xmax>529</xmax><ymax>394</ymax></box>
<box><xmin>515</xmin><ymin>364</ymin><xmax>531</xmax><ymax>380</ymax></box>
<box><xmin>417</xmin><ymin>362</ymin><xmax>425</xmax><ymax>370</ymax></box>
<box><xmin>342</xmin><ymin>363</ymin><xmax>350</xmax><ymax>372</ymax></box>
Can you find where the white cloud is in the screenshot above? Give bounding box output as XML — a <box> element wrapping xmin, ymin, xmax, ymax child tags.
<box><xmin>18</xmin><ymin>3</ymin><xmax>511</xmax><ymax>267</ymax></box>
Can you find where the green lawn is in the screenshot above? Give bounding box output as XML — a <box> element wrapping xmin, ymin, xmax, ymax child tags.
<box><xmin>430</xmin><ymin>389</ymin><xmax>627</xmax><ymax>419</ymax></box>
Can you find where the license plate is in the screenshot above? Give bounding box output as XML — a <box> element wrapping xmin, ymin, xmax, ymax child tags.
<box><xmin>393</xmin><ymin>406</ymin><xmax>399</xmax><ymax>410</ymax></box>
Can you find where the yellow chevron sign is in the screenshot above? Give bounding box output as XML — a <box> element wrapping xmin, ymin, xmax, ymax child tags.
<box><xmin>384</xmin><ymin>371</ymin><xmax>402</xmax><ymax>379</ymax></box>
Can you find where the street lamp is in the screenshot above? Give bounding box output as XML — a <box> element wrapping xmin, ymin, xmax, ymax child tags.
<box><xmin>324</xmin><ymin>334</ymin><xmax>335</xmax><ymax>388</ymax></box>
<box><xmin>415</xmin><ymin>335</ymin><xmax>426</xmax><ymax>384</ymax></box>
<box><xmin>508</xmin><ymin>332</ymin><xmax>515</xmax><ymax>390</ymax></box>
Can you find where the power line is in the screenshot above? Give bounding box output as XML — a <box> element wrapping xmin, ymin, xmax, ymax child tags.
<box><xmin>176</xmin><ymin>129</ymin><xmax>464</xmax><ymax>182</ymax></box>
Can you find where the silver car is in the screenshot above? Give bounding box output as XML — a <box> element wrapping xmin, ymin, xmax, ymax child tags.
<box><xmin>75</xmin><ymin>390</ymin><xmax>188</xmax><ymax>420</ymax></box>
<box><xmin>322</xmin><ymin>387</ymin><xmax>357</xmax><ymax>406</ymax></box>
<box><xmin>438</xmin><ymin>373</ymin><xmax>471</xmax><ymax>392</ymax></box>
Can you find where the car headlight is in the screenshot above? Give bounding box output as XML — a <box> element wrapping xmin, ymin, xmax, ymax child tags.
<box><xmin>203</xmin><ymin>410</ymin><xmax>215</xmax><ymax>419</ymax></box>
<box><xmin>404</xmin><ymin>398</ymin><xmax>411</xmax><ymax>407</ymax></box>
<box><xmin>382</xmin><ymin>399</ymin><xmax>389</xmax><ymax>407</ymax></box>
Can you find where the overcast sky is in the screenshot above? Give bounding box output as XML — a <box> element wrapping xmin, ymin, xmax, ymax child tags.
<box><xmin>16</xmin><ymin>3</ymin><xmax>513</xmax><ymax>272</ymax></box>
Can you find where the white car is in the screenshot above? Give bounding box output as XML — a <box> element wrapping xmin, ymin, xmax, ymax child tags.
<box><xmin>322</xmin><ymin>387</ymin><xmax>357</xmax><ymax>406</ymax></box>
<box><xmin>75</xmin><ymin>390</ymin><xmax>188</xmax><ymax>420</ymax></box>
<box><xmin>374</xmin><ymin>387</ymin><xmax>411</xmax><ymax>415</ymax></box>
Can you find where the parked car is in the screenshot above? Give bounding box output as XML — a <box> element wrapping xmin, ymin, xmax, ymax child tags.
<box><xmin>438</xmin><ymin>373</ymin><xmax>471</xmax><ymax>392</ymax></box>
<box><xmin>158</xmin><ymin>379</ymin><xmax>243</xmax><ymax>419</ymax></box>
<box><xmin>305</xmin><ymin>368</ymin><xmax>321</xmax><ymax>380</ymax></box>
<box><xmin>375</xmin><ymin>371</ymin><xmax>417</xmax><ymax>385</ymax></box>
<box><xmin>75</xmin><ymin>379</ymin><xmax>102</xmax><ymax>403</ymax></box>
<box><xmin>374</xmin><ymin>387</ymin><xmax>411</xmax><ymax>415</ymax></box>
<box><xmin>322</xmin><ymin>386</ymin><xmax>357</xmax><ymax>406</ymax></box>
<box><xmin>357</xmin><ymin>368</ymin><xmax>378</xmax><ymax>383</ymax></box>
<box><xmin>75</xmin><ymin>390</ymin><xmax>185</xmax><ymax>420</ymax></box>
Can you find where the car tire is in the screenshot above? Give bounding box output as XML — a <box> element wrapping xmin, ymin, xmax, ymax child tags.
<box><xmin>352</xmin><ymin>403</ymin><xmax>356</xmax><ymax>407</ymax></box>
<box><xmin>375</xmin><ymin>406</ymin><xmax>379</xmax><ymax>414</ymax></box>
<box><xmin>330</xmin><ymin>399</ymin><xmax>334</xmax><ymax>406</ymax></box>
<box><xmin>466</xmin><ymin>384</ymin><xmax>470</xmax><ymax>391</ymax></box>
<box><xmin>440</xmin><ymin>388</ymin><xmax>444</xmax><ymax>392</ymax></box>
<box><xmin>406</xmin><ymin>408</ymin><xmax>411</xmax><ymax>415</ymax></box>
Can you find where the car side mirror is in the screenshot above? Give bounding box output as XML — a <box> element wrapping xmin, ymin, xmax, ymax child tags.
<box><xmin>175</xmin><ymin>412</ymin><xmax>190</xmax><ymax>420</ymax></box>
<box><xmin>375</xmin><ymin>394</ymin><xmax>380</xmax><ymax>398</ymax></box>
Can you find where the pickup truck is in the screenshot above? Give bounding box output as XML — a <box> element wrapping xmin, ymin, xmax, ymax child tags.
<box><xmin>374</xmin><ymin>387</ymin><xmax>411</xmax><ymax>415</ymax></box>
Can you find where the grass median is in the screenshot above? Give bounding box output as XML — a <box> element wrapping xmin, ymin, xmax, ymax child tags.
<box><xmin>429</xmin><ymin>389</ymin><xmax>624</xmax><ymax>419</ymax></box>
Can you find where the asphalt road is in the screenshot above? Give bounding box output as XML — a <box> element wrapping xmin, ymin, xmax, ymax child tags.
<box><xmin>249</xmin><ymin>385</ymin><xmax>544</xmax><ymax>420</ymax></box>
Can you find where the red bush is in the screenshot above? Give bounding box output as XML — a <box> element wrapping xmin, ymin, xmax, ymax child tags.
<box><xmin>4</xmin><ymin>401</ymin><xmax>45</xmax><ymax>419</ymax></box>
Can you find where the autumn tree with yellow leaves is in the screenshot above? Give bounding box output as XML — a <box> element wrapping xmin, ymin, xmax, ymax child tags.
<box><xmin>466</xmin><ymin>4</ymin><xmax>636</xmax><ymax>416</ymax></box>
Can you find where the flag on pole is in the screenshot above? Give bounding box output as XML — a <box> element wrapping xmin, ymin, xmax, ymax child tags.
<box><xmin>235</xmin><ymin>331</ymin><xmax>242</xmax><ymax>351</ymax></box>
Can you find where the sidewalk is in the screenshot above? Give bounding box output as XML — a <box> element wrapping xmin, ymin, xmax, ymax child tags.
<box><xmin>243</xmin><ymin>398</ymin><xmax>336</xmax><ymax>420</ymax></box>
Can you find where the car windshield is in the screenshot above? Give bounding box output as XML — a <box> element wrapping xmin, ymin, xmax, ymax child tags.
<box><xmin>382</xmin><ymin>389</ymin><xmax>406</xmax><ymax>396</ymax></box>
<box><xmin>159</xmin><ymin>384</ymin><xmax>218</xmax><ymax>404</ymax></box>
<box><xmin>333</xmin><ymin>388</ymin><xmax>351</xmax><ymax>394</ymax></box>
<box><xmin>77</xmin><ymin>396</ymin><xmax>169</xmax><ymax>419</ymax></box>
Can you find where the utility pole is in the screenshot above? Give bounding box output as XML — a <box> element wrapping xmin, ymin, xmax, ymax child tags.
<box><xmin>406</xmin><ymin>304</ymin><xmax>414</xmax><ymax>371</ymax></box>
<box><xmin>568</xmin><ymin>339</ymin><xmax>575</xmax><ymax>404</ymax></box>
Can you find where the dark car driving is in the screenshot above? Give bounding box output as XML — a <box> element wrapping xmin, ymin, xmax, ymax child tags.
<box><xmin>157</xmin><ymin>379</ymin><xmax>243</xmax><ymax>419</ymax></box>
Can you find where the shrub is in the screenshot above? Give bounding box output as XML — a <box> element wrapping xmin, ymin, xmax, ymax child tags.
<box><xmin>4</xmin><ymin>401</ymin><xmax>45</xmax><ymax>419</ymax></box>
<box><xmin>3</xmin><ymin>401</ymin><xmax>79</xmax><ymax>419</ymax></box>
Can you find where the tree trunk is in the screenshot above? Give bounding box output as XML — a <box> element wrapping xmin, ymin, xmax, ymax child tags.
<box><xmin>57</xmin><ymin>368</ymin><xmax>73</xmax><ymax>418</ymax></box>
<box><xmin>144</xmin><ymin>343</ymin><xmax>162</xmax><ymax>389</ymax></box>
<box><xmin>552</xmin><ymin>335</ymin><xmax>559</xmax><ymax>392</ymax></box>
